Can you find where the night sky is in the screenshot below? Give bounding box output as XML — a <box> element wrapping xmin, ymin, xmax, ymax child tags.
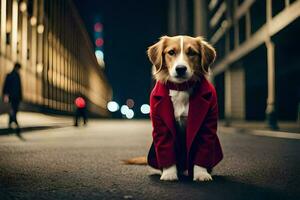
<box><xmin>73</xmin><ymin>0</ymin><xmax>168</xmax><ymax>117</ymax></box>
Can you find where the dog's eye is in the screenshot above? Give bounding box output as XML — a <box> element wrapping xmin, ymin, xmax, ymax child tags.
<box><xmin>187</xmin><ymin>49</ymin><xmax>197</xmax><ymax>56</ymax></box>
<box><xmin>168</xmin><ymin>50</ymin><xmax>176</xmax><ymax>56</ymax></box>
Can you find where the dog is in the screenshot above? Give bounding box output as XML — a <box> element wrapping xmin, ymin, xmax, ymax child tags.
<box><xmin>124</xmin><ymin>35</ymin><xmax>223</xmax><ymax>182</ymax></box>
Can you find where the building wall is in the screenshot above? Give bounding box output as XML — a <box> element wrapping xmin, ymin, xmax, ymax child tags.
<box><xmin>0</xmin><ymin>0</ymin><xmax>112</xmax><ymax>116</ymax></box>
<box><xmin>224</xmin><ymin>65</ymin><xmax>245</xmax><ymax>120</ymax></box>
<box><xmin>204</xmin><ymin>0</ymin><xmax>300</xmax><ymax>121</ymax></box>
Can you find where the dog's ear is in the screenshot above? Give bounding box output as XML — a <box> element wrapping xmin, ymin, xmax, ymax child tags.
<box><xmin>196</xmin><ymin>37</ymin><xmax>216</xmax><ymax>74</ymax></box>
<box><xmin>147</xmin><ymin>36</ymin><xmax>167</xmax><ymax>73</ymax></box>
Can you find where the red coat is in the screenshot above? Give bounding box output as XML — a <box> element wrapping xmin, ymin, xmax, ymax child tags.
<box><xmin>147</xmin><ymin>77</ymin><xmax>223</xmax><ymax>174</ymax></box>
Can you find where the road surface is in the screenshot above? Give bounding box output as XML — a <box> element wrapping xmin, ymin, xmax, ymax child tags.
<box><xmin>0</xmin><ymin>120</ymin><xmax>299</xmax><ymax>200</ymax></box>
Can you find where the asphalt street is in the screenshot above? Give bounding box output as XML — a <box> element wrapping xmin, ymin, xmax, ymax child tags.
<box><xmin>0</xmin><ymin>120</ymin><xmax>299</xmax><ymax>200</ymax></box>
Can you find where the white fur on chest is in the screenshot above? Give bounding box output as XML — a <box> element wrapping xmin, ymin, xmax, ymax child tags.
<box><xmin>169</xmin><ymin>90</ymin><xmax>190</xmax><ymax>122</ymax></box>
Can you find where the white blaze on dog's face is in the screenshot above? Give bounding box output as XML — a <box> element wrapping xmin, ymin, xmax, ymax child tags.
<box><xmin>147</xmin><ymin>35</ymin><xmax>216</xmax><ymax>83</ymax></box>
<box><xmin>165</xmin><ymin>36</ymin><xmax>194</xmax><ymax>83</ymax></box>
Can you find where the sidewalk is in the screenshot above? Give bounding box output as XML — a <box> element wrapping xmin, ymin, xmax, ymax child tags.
<box><xmin>0</xmin><ymin>112</ymin><xmax>73</xmax><ymax>130</ymax></box>
<box><xmin>219</xmin><ymin>120</ymin><xmax>299</xmax><ymax>133</ymax></box>
<box><xmin>219</xmin><ymin>120</ymin><xmax>300</xmax><ymax>140</ymax></box>
<box><xmin>1</xmin><ymin>112</ymin><xmax>299</xmax><ymax>136</ymax></box>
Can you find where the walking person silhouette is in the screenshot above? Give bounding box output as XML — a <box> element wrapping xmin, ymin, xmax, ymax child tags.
<box><xmin>2</xmin><ymin>63</ymin><xmax>23</xmax><ymax>129</ymax></box>
<box><xmin>74</xmin><ymin>95</ymin><xmax>87</xmax><ymax>126</ymax></box>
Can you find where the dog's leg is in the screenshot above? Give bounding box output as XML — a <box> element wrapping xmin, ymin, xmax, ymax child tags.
<box><xmin>148</xmin><ymin>166</ymin><xmax>162</xmax><ymax>175</ymax></box>
<box><xmin>193</xmin><ymin>165</ymin><xmax>212</xmax><ymax>181</ymax></box>
<box><xmin>160</xmin><ymin>164</ymin><xmax>178</xmax><ymax>181</ymax></box>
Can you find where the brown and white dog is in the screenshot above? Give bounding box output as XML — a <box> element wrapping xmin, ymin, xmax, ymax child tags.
<box><xmin>149</xmin><ymin>35</ymin><xmax>215</xmax><ymax>84</ymax></box>
<box><xmin>125</xmin><ymin>35</ymin><xmax>223</xmax><ymax>182</ymax></box>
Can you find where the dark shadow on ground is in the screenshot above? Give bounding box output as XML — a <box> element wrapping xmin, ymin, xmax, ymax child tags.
<box><xmin>149</xmin><ymin>174</ymin><xmax>298</xmax><ymax>200</ymax></box>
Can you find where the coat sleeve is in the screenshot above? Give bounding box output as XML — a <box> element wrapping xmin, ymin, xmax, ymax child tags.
<box><xmin>193</xmin><ymin>89</ymin><xmax>223</xmax><ymax>169</ymax></box>
<box><xmin>2</xmin><ymin>75</ymin><xmax>9</xmax><ymax>96</ymax></box>
<box><xmin>150</xmin><ymin>98</ymin><xmax>176</xmax><ymax>168</ymax></box>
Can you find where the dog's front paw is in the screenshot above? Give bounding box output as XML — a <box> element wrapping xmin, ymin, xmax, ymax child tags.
<box><xmin>193</xmin><ymin>165</ymin><xmax>212</xmax><ymax>182</ymax></box>
<box><xmin>160</xmin><ymin>165</ymin><xmax>178</xmax><ymax>181</ymax></box>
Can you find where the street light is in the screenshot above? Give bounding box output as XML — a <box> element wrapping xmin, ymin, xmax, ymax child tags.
<box><xmin>30</xmin><ymin>17</ymin><xmax>37</xmax><ymax>26</ymax></box>
<box><xmin>37</xmin><ymin>63</ymin><xmax>43</xmax><ymax>74</ymax></box>
<box><xmin>20</xmin><ymin>2</ymin><xmax>27</xmax><ymax>12</ymax></box>
<box><xmin>37</xmin><ymin>24</ymin><xmax>44</xmax><ymax>34</ymax></box>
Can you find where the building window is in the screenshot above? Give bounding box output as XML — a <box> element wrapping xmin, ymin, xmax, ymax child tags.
<box><xmin>250</xmin><ymin>1</ymin><xmax>266</xmax><ymax>33</ymax></box>
<box><xmin>272</xmin><ymin>0</ymin><xmax>285</xmax><ymax>17</ymax></box>
<box><xmin>238</xmin><ymin>15</ymin><xmax>246</xmax><ymax>44</ymax></box>
<box><xmin>229</xmin><ymin>26</ymin><xmax>235</xmax><ymax>51</ymax></box>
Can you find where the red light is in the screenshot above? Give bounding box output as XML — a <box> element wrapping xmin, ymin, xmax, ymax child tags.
<box><xmin>95</xmin><ymin>38</ymin><xmax>104</xmax><ymax>47</ymax></box>
<box><xmin>94</xmin><ymin>23</ymin><xmax>103</xmax><ymax>32</ymax></box>
<box><xmin>75</xmin><ymin>97</ymin><xmax>86</xmax><ymax>108</ymax></box>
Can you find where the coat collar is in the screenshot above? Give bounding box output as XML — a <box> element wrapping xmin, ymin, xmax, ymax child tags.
<box><xmin>152</xmin><ymin>77</ymin><xmax>213</xmax><ymax>154</ymax></box>
<box><xmin>152</xmin><ymin>76</ymin><xmax>212</xmax><ymax>98</ymax></box>
<box><xmin>165</xmin><ymin>80</ymin><xmax>197</xmax><ymax>91</ymax></box>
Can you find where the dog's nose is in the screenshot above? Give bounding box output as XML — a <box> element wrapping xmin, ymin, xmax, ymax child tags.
<box><xmin>175</xmin><ymin>65</ymin><xmax>187</xmax><ymax>77</ymax></box>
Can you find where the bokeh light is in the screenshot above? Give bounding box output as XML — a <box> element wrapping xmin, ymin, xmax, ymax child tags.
<box><xmin>126</xmin><ymin>98</ymin><xmax>135</xmax><ymax>108</ymax></box>
<box><xmin>125</xmin><ymin>109</ymin><xmax>134</xmax><ymax>119</ymax></box>
<box><xmin>94</xmin><ymin>22</ymin><xmax>103</xmax><ymax>32</ymax></box>
<box><xmin>107</xmin><ymin>101</ymin><xmax>119</xmax><ymax>112</ymax></box>
<box><xmin>95</xmin><ymin>38</ymin><xmax>104</xmax><ymax>47</ymax></box>
<box><xmin>140</xmin><ymin>104</ymin><xmax>150</xmax><ymax>114</ymax></box>
<box><xmin>95</xmin><ymin>50</ymin><xmax>104</xmax><ymax>60</ymax></box>
<box><xmin>120</xmin><ymin>105</ymin><xmax>129</xmax><ymax>115</ymax></box>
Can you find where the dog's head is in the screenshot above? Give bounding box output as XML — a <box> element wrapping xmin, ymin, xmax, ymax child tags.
<box><xmin>147</xmin><ymin>35</ymin><xmax>216</xmax><ymax>83</ymax></box>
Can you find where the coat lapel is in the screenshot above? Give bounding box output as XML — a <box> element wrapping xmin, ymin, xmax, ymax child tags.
<box><xmin>152</xmin><ymin>82</ymin><xmax>177</xmax><ymax>137</ymax></box>
<box><xmin>186</xmin><ymin>79</ymin><xmax>211</xmax><ymax>154</ymax></box>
